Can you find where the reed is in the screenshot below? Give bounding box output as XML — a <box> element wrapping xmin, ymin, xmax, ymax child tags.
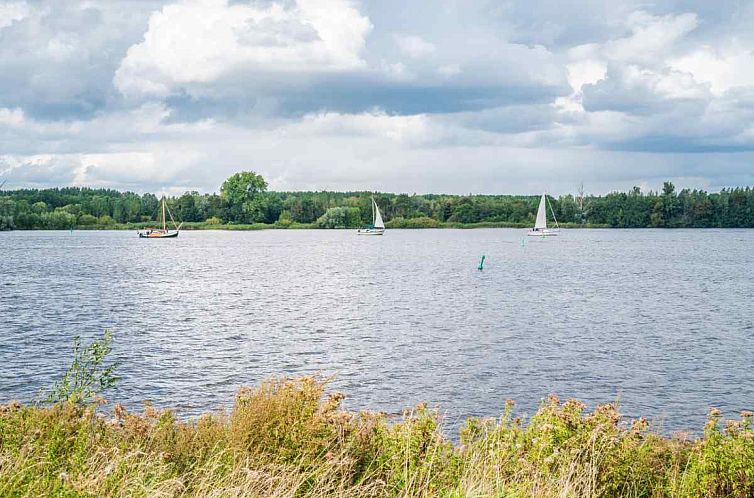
<box><xmin>1</xmin><ymin>377</ymin><xmax>752</xmax><ymax>497</ymax></box>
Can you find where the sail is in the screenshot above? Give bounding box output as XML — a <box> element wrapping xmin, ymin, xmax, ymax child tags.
<box><xmin>373</xmin><ymin>198</ymin><xmax>385</xmax><ymax>229</ymax></box>
<box><xmin>534</xmin><ymin>193</ymin><xmax>547</xmax><ymax>229</ymax></box>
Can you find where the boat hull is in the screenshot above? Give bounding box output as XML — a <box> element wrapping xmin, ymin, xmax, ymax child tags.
<box><xmin>138</xmin><ymin>231</ymin><xmax>179</xmax><ymax>238</ymax></box>
<box><xmin>357</xmin><ymin>228</ymin><xmax>385</xmax><ymax>235</ymax></box>
<box><xmin>527</xmin><ymin>230</ymin><xmax>558</xmax><ymax>237</ymax></box>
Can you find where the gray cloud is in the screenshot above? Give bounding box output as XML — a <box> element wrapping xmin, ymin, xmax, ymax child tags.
<box><xmin>1</xmin><ymin>0</ymin><xmax>754</xmax><ymax>195</ymax></box>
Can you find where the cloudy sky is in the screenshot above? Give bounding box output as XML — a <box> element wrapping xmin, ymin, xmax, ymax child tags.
<box><xmin>1</xmin><ymin>0</ymin><xmax>754</xmax><ymax>195</ymax></box>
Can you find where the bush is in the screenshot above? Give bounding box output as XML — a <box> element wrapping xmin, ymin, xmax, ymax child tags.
<box><xmin>316</xmin><ymin>206</ymin><xmax>362</xmax><ymax>228</ymax></box>
<box><xmin>205</xmin><ymin>216</ymin><xmax>222</xmax><ymax>225</ymax></box>
<box><xmin>45</xmin><ymin>331</ymin><xmax>120</xmax><ymax>405</ymax></box>
<box><xmin>275</xmin><ymin>211</ymin><xmax>293</xmax><ymax>228</ymax></box>
<box><xmin>3</xmin><ymin>375</ymin><xmax>753</xmax><ymax>497</ymax></box>
<box><xmin>77</xmin><ymin>213</ymin><xmax>98</xmax><ymax>225</ymax></box>
<box><xmin>385</xmin><ymin>216</ymin><xmax>442</xmax><ymax>229</ymax></box>
<box><xmin>0</xmin><ymin>215</ymin><xmax>14</xmax><ymax>230</ymax></box>
<box><xmin>43</xmin><ymin>211</ymin><xmax>76</xmax><ymax>229</ymax></box>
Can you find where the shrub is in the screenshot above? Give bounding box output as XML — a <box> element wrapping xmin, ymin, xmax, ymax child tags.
<box><xmin>77</xmin><ymin>213</ymin><xmax>98</xmax><ymax>225</ymax></box>
<box><xmin>3</xmin><ymin>376</ymin><xmax>753</xmax><ymax>497</ymax></box>
<box><xmin>45</xmin><ymin>331</ymin><xmax>120</xmax><ymax>405</ymax></box>
<box><xmin>316</xmin><ymin>207</ymin><xmax>362</xmax><ymax>228</ymax></box>
<box><xmin>385</xmin><ymin>216</ymin><xmax>442</xmax><ymax>229</ymax></box>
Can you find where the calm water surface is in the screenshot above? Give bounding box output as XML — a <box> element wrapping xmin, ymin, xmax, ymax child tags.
<box><xmin>1</xmin><ymin>229</ymin><xmax>753</xmax><ymax>431</ymax></box>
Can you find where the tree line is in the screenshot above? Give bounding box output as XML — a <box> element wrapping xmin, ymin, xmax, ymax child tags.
<box><xmin>1</xmin><ymin>172</ymin><xmax>753</xmax><ymax>230</ymax></box>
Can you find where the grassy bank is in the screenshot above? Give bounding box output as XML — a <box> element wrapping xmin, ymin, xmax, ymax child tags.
<box><xmin>1</xmin><ymin>377</ymin><xmax>752</xmax><ymax>497</ymax></box>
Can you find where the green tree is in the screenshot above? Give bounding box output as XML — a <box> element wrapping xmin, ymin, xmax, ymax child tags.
<box><xmin>221</xmin><ymin>171</ymin><xmax>268</xmax><ymax>223</ymax></box>
<box><xmin>316</xmin><ymin>206</ymin><xmax>362</xmax><ymax>228</ymax></box>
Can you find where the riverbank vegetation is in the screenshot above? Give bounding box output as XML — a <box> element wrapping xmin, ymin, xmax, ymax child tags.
<box><xmin>2</xmin><ymin>378</ymin><xmax>753</xmax><ymax>497</ymax></box>
<box><xmin>2</xmin><ymin>171</ymin><xmax>754</xmax><ymax>230</ymax></box>
<box><xmin>2</xmin><ymin>332</ymin><xmax>753</xmax><ymax>497</ymax></box>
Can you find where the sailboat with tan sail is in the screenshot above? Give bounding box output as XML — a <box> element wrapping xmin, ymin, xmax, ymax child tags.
<box><xmin>137</xmin><ymin>197</ymin><xmax>182</xmax><ymax>238</ymax></box>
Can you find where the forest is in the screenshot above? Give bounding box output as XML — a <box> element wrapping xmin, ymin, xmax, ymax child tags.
<box><xmin>1</xmin><ymin>171</ymin><xmax>753</xmax><ymax>230</ymax></box>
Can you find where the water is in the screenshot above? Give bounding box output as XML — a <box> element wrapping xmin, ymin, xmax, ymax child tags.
<box><xmin>1</xmin><ymin>229</ymin><xmax>753</xmax><ymax>432</ymax></box>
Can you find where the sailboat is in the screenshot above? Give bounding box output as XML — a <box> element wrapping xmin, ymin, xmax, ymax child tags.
<box><xmin>137</xmin><ymin>197</ymin><xmax>182</xmax><ymax>238</ymax></box>
<box><xmin>357</xmin><ymin>196</ymin><xmax>386</xmax><ymax>235</ymax></box>
<box><xmin>527</xmin><ymin>193</ymin><xmax>559</xmax><ymax>237</ymax></box>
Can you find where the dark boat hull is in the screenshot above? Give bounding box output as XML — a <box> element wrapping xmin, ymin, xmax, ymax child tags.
<box><xmin>138</xmin><ymin>231</ymin><xmax>179</xmax><ymax>238</ymax></box>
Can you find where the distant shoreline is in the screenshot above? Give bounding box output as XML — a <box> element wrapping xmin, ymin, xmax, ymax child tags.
<box><xmin>7</xmin><ymin>221</ymin><xmax>611</xmax><ymax>231</ymax></box>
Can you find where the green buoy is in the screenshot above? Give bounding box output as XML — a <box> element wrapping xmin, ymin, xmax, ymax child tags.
<box><xmin>478</xmin><ymin>255</ymin><xmax>486</xmax><ymax>271</ymax></box>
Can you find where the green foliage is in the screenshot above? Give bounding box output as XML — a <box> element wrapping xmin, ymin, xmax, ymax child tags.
<box><xmin>0</xmin><ymin>215</ymin><xmax>14</xmax><ymax>230</ymax></box>
<box><xmin>45</xmin><ymin>331</ymin><xmax>120</xmax><ymax>406</ymax></box>
<box><xmin>2</xmin><ymin>377</ymin><xmax>753</xmax><ymax>497</ymax></box>
<box><xmin>275</xmin><ymin>210</ymin><xmax>293</xmax><ymax>228</ymax></box>
<box><xmin>316</xmin><ymin>206</ymin><xmax>362</xmax><ymax>228</ymax></box>
<box><xmin>385</xmin><ymin>216</ymin><xmax>442</xmax><ymax>228</ymax></box>
<box><xmin>2</xmin><ymin>178</ymin><xmax>754</xmax><ymax>230</ymax></box>
<box><xmin>77</xmin><ymin>213</ymin><xmax>97</xmax><ymax>225</ymax></box>
<box><xmin>221</xmin><ymin>171</ymin><xmax>268</xmax><ymax>223</ymax></box>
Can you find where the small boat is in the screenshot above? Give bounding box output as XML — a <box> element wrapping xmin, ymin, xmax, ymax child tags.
<box><xmin>527</xmin><ymin>193</ymin><xmax>559</xmax><ymax>237</ymax></box>
<box><xmin>357</xmin><ymin>196</ymin><xmax>386</xmax><ymax>235</ymax></box>
<box><xmin>138</xmin><ymin>197</ymin><xmax>182</xmax><ymax>238</ymax></box>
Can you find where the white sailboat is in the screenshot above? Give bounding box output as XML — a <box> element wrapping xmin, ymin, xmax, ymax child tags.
<box><xmin>357</xmin><ymin>196</ymin><xmax>386</xmax><ymax>235</ymax></box>
<box><xmin>527</xmin><ymin>193</ymin><xmax>559</xmax><ymax>237</ymax></box>
<box><xmin>137</xmin><ymin>197</ymin><xmax>182</xmax><ymax>238</ymax></box>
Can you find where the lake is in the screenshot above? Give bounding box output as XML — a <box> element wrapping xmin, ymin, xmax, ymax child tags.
<box><xmin>1</xmin><ymin>229</ymin><xmax>753</xmax><ymax>432</ymax></box>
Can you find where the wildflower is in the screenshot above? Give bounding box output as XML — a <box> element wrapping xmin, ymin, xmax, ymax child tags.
<box><xmin>631</xmin><ymin>417</ymin><xmax>649</xmax><ymax>433</ymax></box>
<box><xmin>114</xmin><ymin>403</ymin><xmax>127</xmax><ymax>420</ymax></box>
<box><xmin>725</xmin><ymin>420</ymin><xmax>741</xmax><ymax>434</ymax></box>
<box><xmin>143</xmin><ymin>402</ymin><xmax>158</xmax><ymax>418</ymax></box>
<box><xmin>563</xmin><ymin>399</ymin><xmax>586</xmax><ymax>412</ymax></box>
<box><xmin>708</xmin><ymin>407</ymin><xmax>722</xmax><ymax>418</ymax></box>
<box><xmin>547</xmin><ymin>394</ymin><xmax>560</xmax><ymax>405</ymax></box>
<box><xmin>740</xmin><ymin>410</ymin><xmax>753</xmax><ymax>418</ymax></box>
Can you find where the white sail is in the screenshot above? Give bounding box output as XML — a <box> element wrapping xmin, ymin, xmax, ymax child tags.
<box><xmin>534</xmin><ymin>193</ymin><xmax>547</xmax><ymax>229</ymax></box>
<box><xmin>373</xmin><ymin>197</ymin><xmax>385</xmax><ymax>229</ymax></box>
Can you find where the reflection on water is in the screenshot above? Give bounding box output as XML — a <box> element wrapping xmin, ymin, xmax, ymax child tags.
<box><xmin>1</xmin><ymin>229</ymin><xmax>753</xmax><ymax>431</ymax></box>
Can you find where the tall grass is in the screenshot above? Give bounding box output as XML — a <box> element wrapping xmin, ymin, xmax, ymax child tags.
<box><xmin>1</xmin><ymin>378</ymin><xmax>752</xmax><ymax>497</ymax></box>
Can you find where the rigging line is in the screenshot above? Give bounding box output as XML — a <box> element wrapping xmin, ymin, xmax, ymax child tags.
<box><xmin>166</xmin><ymin>200</ymin><xmax>180</xmax><ymax>230</ymax></box>
<box><xmin>547</xmin><ymin>195</ymin><xmax>560</xmax><ymax>229</ymax></box>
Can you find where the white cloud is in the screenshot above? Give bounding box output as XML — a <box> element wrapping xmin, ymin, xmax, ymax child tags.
<box><xmin>115</xmin><ymin>0</ymin><xmax>372</xmax><ymax>98</ymax></box>
<box><xmin>0</xmin><ymin>1</ymin><xmax>28</xmax><ymax>29</ymax></box>
<box><xmin>0</xmin><ymin>107</ymin><xmax>25</xmax><ymax>126</ymax></box>
<box><xmin>602</xmin><ymin>11</ymin><xmax>698</xmax><ymax>65</ymax></box>
<box><xmin>566</xmin><ymin>57</ymin><xmax>606</xmax><ymax>93</ymax></box>
<box><xmin>671</xmin><ymin>44</ymin><xmax>754</xmax><ymax>96</ymax></box>
<box><xmin>437</xmin><ymin>64</ymin><xmax>461</xmax><ymax>77</ymax></box>
<box><xmin>393</xmin><ymin>34</ymin><xmax>436</xmax><ymax>58</ymax></box>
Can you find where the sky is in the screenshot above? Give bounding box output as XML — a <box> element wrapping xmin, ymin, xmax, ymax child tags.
<box><xmin>1</xmin><ymin>0</ymin><xmax>754</xmax><ymax>196</ymax></box>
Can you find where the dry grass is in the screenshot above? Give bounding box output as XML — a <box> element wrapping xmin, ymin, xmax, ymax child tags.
<box><xmin>1</xmin><ymin>378</ymin><xmax>752</xmax><ymax>497</ymax></box>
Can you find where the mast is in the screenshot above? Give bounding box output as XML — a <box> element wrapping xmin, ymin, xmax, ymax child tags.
<box><xmin>162</xmin><ymin>197</ymin><xmax>166</xmax><ymax>231</ymax></box>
